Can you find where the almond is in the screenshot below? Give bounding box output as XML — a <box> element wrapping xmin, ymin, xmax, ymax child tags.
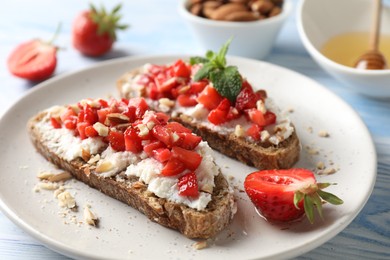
<box><xmin>48</xmin><ymin>171</ymin><xmax>72</xmax><ymax>182</ymax></box>
<box><xmin>250</xmin><ymin>0</ymin><xmax>274</xmax><ymax>15</ymax></box>
<box><xmin>203</xmin><ymin>1</ymin><xmax>224</xmax><ymax>18</ymax></box>
<box><xmin>210</xmin><ymin>3</ymin><xmax>248</xmax><ymax>20</ymax></box>
<box><xmin>106</xmin><ymin>113</ymin><xmax>130</xmax><ymax>124</ymax></box>
<box><xmin>225</xmin><ymin>10</ymin><xmax>259</xmax><ymax>21</ymax></box>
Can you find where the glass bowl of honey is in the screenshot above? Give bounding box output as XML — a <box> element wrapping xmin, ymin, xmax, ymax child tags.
<box><xmin>297</xmin><ymin>0</ymin><xmax>390</xmax><ymax>98</ymax></box>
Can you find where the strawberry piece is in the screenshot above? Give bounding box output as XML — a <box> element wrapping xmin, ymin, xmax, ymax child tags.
<box><xmin>244</xmin><ymin>169</ymin><xmax>343</xmax><ymax>223</ymax></box>
<box><xmin>189</xmin><ymin>80</ymin><xmax>208</xmax><ymax>94</ymax></box>
<box><xmin>152</xmin><ymin>125</ymin><xmax>173</xmax><ymax>147</ymax></box>
<box><xmin>174</xmin><ymin>133</ymin><xmax>202</xmax><ymax>150</ymax></box>
<box><xmin>143</xmin><ymin>140</ymin><xmax>165</xmax><ymax>157</ymax></box>
<box><xmin>63</xmin><ymin>116</ymin><xmax>78</xmax><ymax>130</ymax></box>
<box><xmin>172</xmin><ymin>59</ymin><xmax>191</xmax><ymax>78</ymax></box>
<box><xmin>178</xmin><ymin>172</ymin><xmax>199</xmax><ymax>197</ymax></box>
<box><xmin>235</xmin><ymin>84</ymin><xmax>259</xmax><ymax>111</ymax></box>
<box><xmin>208</xmin><ymin>98</ymin><xmax>231</xmax><ymax>125</ymax></box>
<box><xmin>108</xmin><ymin>130</ymin><xmax>126</xmax><ymax>152</ymax></box>
<box><xmin>264</xmin><ymin>111</ymin><xmax>276</xmax><ymax>125</ymax></box>
<box><xmin>161</xmin><ymin>157</ymin><xmax>186</xmax><ymax>176</ymax></box>
<box><xmin>97</xmin><ymin>107</ymin><xmax>110</xmax><ymax>124</ymax></box>
<box><xmin>124</xmin><ymin>127</ymin><xmax>143</xmax><ymax>153</ymax></box>
<box><xmin>246</xmin><ymin>108</ymin><xmax>266</xmax><ymax>126</ymax></box>
<box><xmin>166</xmin><ymin>122</ymin><xmax>192</xmax><ymax>134</ymax></box>
<box><xmin>50</xmin><ymin>117</ymin><xmax>62</xmax><ymax>129</ymax></box>
<box><xmin>246</xmin><ymin>123</ymin><xmax>262</xmax><ymax>141</ymax></box>
<box><xmin>177</xmin><ymin>94</ymin><xmax>197</xmax><ymax>107</ymax></box>
<box><xmin>77</xmin><ymin>122</ymin><xmax>89</xmax><ymax>140</ymax></box>
<box><xmin>85</xmin><ymin>125</ymin><xmax>98</xmax><ymax>138</ymax></box>
<box><xmin>152</xmin><ymin>148</ymin><xmax>171</xmax><ymax>163</ymax></box>
<box><xmin>128</xmin><ymin>97</ymin><xmax>148</xmax><ymax>119</ymax></box>
<box><xmin>197</xmin><ymin>85</ymin><xmax>224</xmax><ymax>110</ymax></box>
<box><xmin>171</xmin><ymin>146</ymin><xmax>202</xmax><ymax>171</ymax></box>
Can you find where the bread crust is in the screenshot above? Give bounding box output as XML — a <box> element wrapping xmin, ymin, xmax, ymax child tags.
<box><xmin>28</xmin><ymin>111</ymin><xmax>236</xmax><ymax>239</ymax></box>
<box><xmin>117</xmin><ymin>69</ymin><xmax>300</xmax><ymax>170</ymax></box>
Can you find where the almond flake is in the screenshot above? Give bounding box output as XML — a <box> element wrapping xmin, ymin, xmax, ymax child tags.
<box><xmin>107</xmin><ymin>113</ymin><xmax>130</xmax><ymax>124</ymax></box>
<box><xmin>137</xmin><ymin>124</ymin><xmax>150</xmax><ymax>137</ymax></box>
<box><xmin>37</xmin><ymin>171</ymin><xmax>55</xmax><ymax>180</ymax></box>
<box><xmin>318</xmin><ymin>130</ymin><xmax>330</xmax><ymax>138</ymax></box>
<box><xmin>316</xmin><ymin>161</ymin><xmax>325</xmax><ymax>170</ymax></box>
<box><xmin>57</xmin><ymin>191</ymin><xmax>76</xmax><ymax>209</ymax></box>
<box><xmin>256</xmin><ymin>100</ymin><xmax>266</xmax><ymax>114</ymax></box>
<box><xmin>81</xmin><ymin>148</ymin><xmax>91</xmax><ymax>162</ymax></box>
<box><xmin>93</xmin><ymin>122</ymin><xmax>109</xmax><ymax>137</ymax></box>
<box><xmin>87</xmin><ymin>154</ymin><xmax>101</xmax><ymax>164</ymax></box>
<box><xmin>48</xmin><ymin>172</ymin><xmax>72</xmax><ymax>182</ymax></box>
<box><xmin>234</xmin><ymin>125</ymin><xmax>245</xmax><ymax>137</ymax></box>
<box><xmin>96</xmin><ymin>161</ymin><xmax>114</xmax><ymax>173</ymax></box>
<box><xmin>192</xmin><ymin>240</ymin><xmax>208</xmax><ymax>250</ymax></box>
<box><xmin>83</xmin><ymin>206</ymin><xmax>98</xmax><ymax>226</ymax></box>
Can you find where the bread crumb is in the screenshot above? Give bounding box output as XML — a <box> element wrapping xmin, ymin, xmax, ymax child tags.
<box><xmin>318</xmin><ymin>130</ymin><xmax>330</xmax><ymax>138</ymax></box>
<box><xmin>323</xmin><ymin>167</ymin><xmax>337</xmax><ymax>175</ymax></box>
<box><xmin>57</xmin><ymin>191</ymin><xmax>76</xmax><ymax>209</ymax></box>
<box><xmin>36</xmin><ymin>182</ymin><xmax>59</xmax><ymax>190</ymax></box>
<box><xmin>192</xmin><ymin>240</ymin><xmax>208</xmax><ymax>250</ymax></box>
<box><xmin>306</xmin><ymin>127</ymin><xmax>313</xmax><ymax>134</ymax></box>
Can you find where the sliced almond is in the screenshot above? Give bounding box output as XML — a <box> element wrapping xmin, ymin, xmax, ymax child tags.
<box><xmin>93</xmin><ymin>122</ymin><xmax>109</xmax><ymax>137</ymax></box>
<box><xmin>57</xmin><ymin>191</ymin><xmax>76</xmax><ymax>209</ymax></box>
<box><xmin>87</xmin><ymin>154</ymin><xmax>101</xmax><ymax>165</ymax></box>
<box><xmin>106</xmin><ymin>113</ymin><xmax>130</xmax><ymax>124</ymax></box>
<box><xmin>95</xmin><ymin>161</ymin><xmax>114</xmax><ymax>173</ymax></box>
<box><xmin>234</xmin><ymin>125</ymin><xmax>245</xmax><ymax>137</ymax></box>
<box><xmin>83</xmin><ymin>206</ymin><xmax>98</xmax><ymax>226</ymax></box>
<box><xmin>81</xmin><ymin>148</ymin><xmax>91</xmax><ymax>162</ymax></box>
<box><xmin>48</xmin><ymin>172</ymin><xmax>72</xmax><ymax>182</ymax></box>
<box><xmin>37</xmin><ymin>171</ymin><xmax>55</xmax><ymax>180</ymax></box>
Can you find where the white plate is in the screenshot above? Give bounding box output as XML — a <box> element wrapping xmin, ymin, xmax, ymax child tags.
<box><xmin>0</xmin><ymin>55</ymin><xmax>376</xmax><ymax>259</ymax></box>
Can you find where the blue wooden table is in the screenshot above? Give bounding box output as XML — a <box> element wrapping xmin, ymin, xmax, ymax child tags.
<box><xmin>0</xmin><ymin>0</ymin><xmax>389</xmax><ymax>259</ymax></box>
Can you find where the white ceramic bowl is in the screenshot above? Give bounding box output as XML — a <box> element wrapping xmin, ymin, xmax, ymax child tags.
<box><xmin>178</xmin><ymin>0</ymin><xmax>292</xmax><ymax>59</ymax></box>
<box><xmin>297</xmin><ymin>0</ymin><xmax>390</xmax><ymax>98</ymax></box>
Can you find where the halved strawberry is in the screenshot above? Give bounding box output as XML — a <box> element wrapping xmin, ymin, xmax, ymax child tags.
<box><xmin>244</xmin><ymin>169</ymin><xmax>343</xmax><ymax>223</ymax></box>
<box><xmin>178</xmin><ymin>172</ymin><xmax>199</xmax><ymax>197</ymax></box>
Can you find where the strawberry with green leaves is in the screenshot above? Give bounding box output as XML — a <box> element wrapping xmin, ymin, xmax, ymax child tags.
<box><xmin>244</xmin><ymin>168</ymin><xmax>343</xmax><ymax>223</ymax></box>
<box><xmin>72</xmin><ymin>3</ymin><xmax>128</xmax><ymax>57</ymax></box>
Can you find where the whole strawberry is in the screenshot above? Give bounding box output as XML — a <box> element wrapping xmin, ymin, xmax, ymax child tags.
<box><xmin>72</xmin><ymin>3</ymin><xmax>128</xmax><ymax>57</ymax></box>
<box><xmin>244</xmin><ymin>168</ymin><xmax>343</xmax><ymax>223</ymax></box>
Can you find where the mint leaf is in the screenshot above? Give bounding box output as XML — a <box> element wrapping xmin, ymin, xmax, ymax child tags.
<box><xmin>210</xmin><ymin>66</ymin><xmax>242</xmax><ymax>103</ymax></box>
<box><xmin>193</xmin><ymin>63</ymin><xmax>214</xmax><ymax>82</ymax></box>
<box><xmin>190</xmin><ymin>56</ymin><xmax>209</xmax><ymax>65</ymax></box>
<box><xmin>215</xmin><ymin>38</ymin><xmax>232</xmax><ymax>68</ymax></box>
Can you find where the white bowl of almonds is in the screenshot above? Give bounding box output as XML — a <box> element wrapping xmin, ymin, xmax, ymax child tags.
<box><xmin>179</xmin><ymin>0</ymin><xmax>292</xmax><ymax>59</ymax></box>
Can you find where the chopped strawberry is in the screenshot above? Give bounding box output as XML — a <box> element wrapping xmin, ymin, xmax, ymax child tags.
<box><xmin>208</xmin><ymin>98</ymin><xmax>231</xmax><ymax>125</ymax></box>
<box><xmin>247</xmin><ymin>108</ymin><xmax>266</xmax><ymax>126</ymax></box>
<box><xmin>246</xmin><ymin>123</ymin><xmax>262</xmax><ymax>141</ymax></box>
<box><xmin>171</xmin><ymin>146</ymin><xmax>202</xmax><ymax>171</ymax></box>
<box><xmin>152</xmin><ymin>125</ymin><xmax>173</xmax><ymax>147</ymax></box>
<box><xmin>50</xmin><ymin>116</ymin><xmax>62</xmax><ymax>129</ymax></box>
<box><xmin>143</xmin><ymin>140</ymin><xmax>165</xmax><ymax>157</ymax></box>
<box><xmin>189</xmin><ymin>80</ymin><xmax>208</xmax><ymax>94</ymax></box>
<box><xmin>174</xmin><ymin>133</ymin><xmax>202</xmax><ymax>150</ymax></box>
<box><xmin>172</xmin><ymin>59</ymin><xmax>191</xmax><ymax>78</ymax></box>
<box><xmin>197</xmin><ymin>85</ymin><xmax>224</xmax><ymax>110</ymax></box>
<box><xmin>63</xmin><ymin>116</ymin><xmax>77</xmax><ymax>130</ymax></box>
<box><xmin>60</xmin><ymin>107</ymin><xmax>77</xmax><ymax>123</ymax></box>
<box><xmin>264</xmin><ymin>111</ymin><xmax>276</xmax><ymax>125</ymax></box>
<box><xmin>97</xmin><ymin>108</ymin><xmax>110</xmax><ymax>124</ymax></box>
<box><xmin>85</xmin><ymin>125</ymin><xmax>98</xmax><ymax>138</ymax></box>
<box><xmin>161</xmin><ymin>157</ymin><xmax>186</xmax><ymax>176</ymax></box>
<box><xmin>166</xmin><ymin>122</ymin><xmax>192</xmax><ymax>134</ymax></box>
<box><xmin>152</xmin><ymin>148</ymin><xmax>171</xmax><ymax>163</ymax></box>
<box><xmin>235</xmin><ymin>85</ymin><xmax>259</xmax><ymax>111</ymax></box>
<box><xmin>128</xmin><ymin>97</ymin><xmax>148</xmax><ymax>119</ymax></box>
<box><xmin>77</xmin><ymin>122</ymin><xmax>89</xmax><ymax>140</ymax></box>
<box><xmin>244</xmin><ymin>169</ymin><xmax>343</xmax><ymax>223</ymax></box>
<box><xmin>124</xmin><ymin>127</ymin><xmax>143</xmax><ymax>153</ymax></box>
<box><xmin>178</xmin><ymin>172</ymin><xmax>199</xmax><ymax>197</ymax></box>
<box><xmin>108</xmin><ymin>130</ymin><xmax>126</xmax><ymax>151</ymax></box>
<box><xmin>177</xmin><ymin>94</ymin><xmax>197</xmax><ymax>107</ymax></box>
<box><xmin>82</xmin><ymin>104</ymin><xmax>98</xmax><ymax>125</ymax></box>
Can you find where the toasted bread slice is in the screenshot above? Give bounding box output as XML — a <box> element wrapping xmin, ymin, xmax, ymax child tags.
<box><xmin>117</xmin><ymin>67</ymin><xmax>300</xmax><ymax>170</ymax></box>
<box><xmin>28</xmin><ymin>106</ymin><xmax>236</xmax><ymax>239</ymax></box>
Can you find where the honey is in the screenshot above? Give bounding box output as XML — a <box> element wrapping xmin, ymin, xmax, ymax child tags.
<box><xmin>320</xmin><ymin>32</ymin><xmax>390</xmax><ymax>68</ymax></box>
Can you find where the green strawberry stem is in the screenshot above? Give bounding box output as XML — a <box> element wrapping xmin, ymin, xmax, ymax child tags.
<box><xmin>48</xmin><ymin>23</ymin><xmax>62</xmax><ymax>45</ymax></box>
<box><xmin>90</xmin><ymin>3</ymin><xmax>128</xmax><ymax>40</ymax></box>
<box><xmin>294</xmin><ymin>182</ymin><xmax>343</xmax><ymax>224</ymax></box>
